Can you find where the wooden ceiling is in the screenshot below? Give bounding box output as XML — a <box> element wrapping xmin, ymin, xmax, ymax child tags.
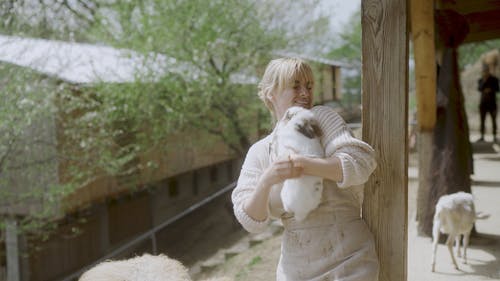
<box><xmin>437</xmin><ymin>0</ymin><xmax>500</xmax><ymax>43</ymax></box>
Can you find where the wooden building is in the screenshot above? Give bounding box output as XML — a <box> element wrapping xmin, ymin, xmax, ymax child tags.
<box><xmin>0</xmin><ymin>35</ymin><xmax>348</xmax><ymax>280</ymax></box>
<box><xmin>0</xmin><ymin>35</ymin><xmax>245</xmax><ymax>281</ymax></box>
<box><xmin>274</xmin><ymin>51</ymin><xmax>350</xmax><ymax>104</ymax></box>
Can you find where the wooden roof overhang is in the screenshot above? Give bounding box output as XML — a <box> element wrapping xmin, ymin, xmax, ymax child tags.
<box><xmin>363</xmin><ymin>1</ymin><xmax>499</xmax><ymax>280</ymax></box>
<box><xmin>436</xmin><ymin>0</ymin><xmax>500</xmax><ymax>44</ymax></box>
<box><xmin>410</xmin><ymin>0</ymin><xmax>500</xmax><ymax>132</ymax></box>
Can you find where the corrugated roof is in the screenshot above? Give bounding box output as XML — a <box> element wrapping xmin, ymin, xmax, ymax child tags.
<box><xmin>0</xmin><ymin>34</ymin><xmax>259</xmax><ymax>85</ymax></box>
<box><xmin>0</xmin><ymin>34</ymin><xmax>176</xmax><ymax>84</ymax></box>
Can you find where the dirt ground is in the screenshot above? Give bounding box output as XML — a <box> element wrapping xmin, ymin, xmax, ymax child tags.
<box><xmin>407</xmin><ymin>149</ymin><xmax>500</xmax><ymax>281</ymax></box>
<box><xmin>194</xmin><ymin>138</ymin><xmax>500</xmax><ymax>281</ymax></box>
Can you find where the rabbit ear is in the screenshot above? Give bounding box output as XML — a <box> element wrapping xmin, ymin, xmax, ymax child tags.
<box><xmin>296</xmin><ymin>119</ymin><xmax>323</xmax><ymax>139</ymax></box>
<box><xmin>311</xmin><ymin>121</ymin><xmax>323</xmax><ymax>138</ymax></box>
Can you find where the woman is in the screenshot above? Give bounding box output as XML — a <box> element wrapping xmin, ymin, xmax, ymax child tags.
<box><xmin>231</xmin><ymin>58</ymin><xmax>379</xmax><ymax>281</ymax></box>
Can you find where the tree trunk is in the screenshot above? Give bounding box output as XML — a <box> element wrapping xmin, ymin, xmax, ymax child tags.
<box><xmin>416</xmin><ymin>131</ymin><xmax>432</xmax><ymax>225</ymax></box>
<box><xmin>420</xmin><ymin>47</ymin><xmax>474</xmax><ymax>236</ymax></box>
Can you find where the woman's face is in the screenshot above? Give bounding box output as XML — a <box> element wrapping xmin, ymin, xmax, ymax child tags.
<box><xmin>271</xmin><ymin>78</ymin><xmax>314</xmax><ymax>119</ymax></box>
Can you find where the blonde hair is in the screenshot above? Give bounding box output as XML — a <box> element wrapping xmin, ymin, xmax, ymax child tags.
<box><xmin>257</xmin><ymin>58</ymin><xmax>314</xmax><ymax>120</ymax></box>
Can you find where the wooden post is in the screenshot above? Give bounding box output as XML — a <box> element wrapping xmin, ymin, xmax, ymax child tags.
<box><xmin>6</xmin><ymin>219</ymin><xmax>20</xmax><ymax>281</ymax></box>
<box><xmin>322</xmin><ymin>66</ymin><xmax>334</xmax><ymax>101</ymax></box>
<box><xmin>335</xmin><ymin>66</ymin><xmax>342</xmax><ymax>101</ymax></box>
<box><xmin>362</xmin><ymin>0</ymin><xmax>408</xmax><ymax>280</ymax></box>
<box><xmin>98</xmin><ymin>204</ymin><xmax>110</xmax><ymax>254</ymax></box>
<box><xmin>410</xmin><ymin>0</ymin><xmax>436</xmax><ymax>228</ymax></box>
<box><xmin>410</xmin><ymin>0</ymin><xmax>436</xmax><ymax>131</ymax></box>
<box><xmin>418</xmin><ymin>9</ymin><xmax>473</xmax><ymax>236</ymax></box>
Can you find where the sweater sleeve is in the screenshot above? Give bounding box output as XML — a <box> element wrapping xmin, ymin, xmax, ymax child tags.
<box><xmin>312</xmin><ymin>105</ymin><xmax>377</xmax><ymax>188</ymax></box>
<box><xmin>231</xmin><ymin>141</ymin><xmax>270</xmax><ymax>233</ymax></box>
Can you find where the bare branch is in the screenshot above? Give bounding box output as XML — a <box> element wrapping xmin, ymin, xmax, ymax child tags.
<box><xmin>0</xmin><ymin>135</ymin><xmax>19</xmax><ymax>176</ymax></box>
<box><xmin>62</xmin><ymin>0</ymin><xmax>94</xmax><ymax>23</ymax></box>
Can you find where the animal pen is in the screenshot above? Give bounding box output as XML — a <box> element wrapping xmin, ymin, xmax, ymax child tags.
<box><xmin>361</xmin><ymin>0</ymin><xmax>500</xmax><ymax>280</ymax></box>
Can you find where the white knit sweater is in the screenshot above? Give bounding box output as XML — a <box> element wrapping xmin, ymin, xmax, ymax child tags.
<box><xmin>231</xmin><ymin>105</ymin><xmax>377</xmax><ymax>233</ymax></box>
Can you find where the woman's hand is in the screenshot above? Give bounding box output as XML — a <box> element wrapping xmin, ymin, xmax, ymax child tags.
<box><xmin>260</xmin><ymin>155</ymin><xmax>304</xmax><ymax>187</ymax></box>
<box><xmin>243</xmin><ymin>155</ymin><xmax>303</xmax><ymax>222</ymax></box>
<box><xmin>289</xmin><ymin>154</ymin><xmax>344</xmax><ymax>182</ymax></box>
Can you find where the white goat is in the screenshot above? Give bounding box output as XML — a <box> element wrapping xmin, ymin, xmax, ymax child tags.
<box><xmin>276</xmin><ymin>106</ymin><xmax>324</xmax><ymax>221</ymax></box>
<box><xmin>79</xmin><ymin>253</ymin><xmax>231</xmax><ymax>281</ymax></box>
<box><xmin>431</xmin><ymin>191</ymin><xmax>489</xmax><ymax>272</ymax></box>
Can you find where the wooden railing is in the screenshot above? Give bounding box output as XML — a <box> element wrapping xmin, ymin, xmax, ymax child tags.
<box><xmin>58</xmin><ymin>181</ymin><xmax>236</xmax><ymax>281</ymax></box>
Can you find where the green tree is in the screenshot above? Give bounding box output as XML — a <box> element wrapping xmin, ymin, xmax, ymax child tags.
<box><xmin>68</xmin><ymin>0</ymin><xmax>281</xmax><ymax>172</ymax></box>
<box><xmin>78</xmin><ymin>0</ymin><xmax>332</xmax><ymax>156</ymax></box>
<box><xmin>327</xmin><ymin>9</ymin><xmax>362</xmax><ymax>105</ymax></box>
<box><xmin>328</xmin><ymin>10</ymin><xmax>362</xmax><ymax>65</ymax></box>
<box><xmin>0</xmin><ymin>64</ymin><xmax>76</xmax><ymax>249</ymax></box>
<box><xmin>459</xmin><ymin>39</ymin><xmax>500</xmax><ymax>69</ymax></box>
<box><xmin>0</xmin><ymin>0</ymin><xmax>103</xmax><ymax>41</ymax></box>
<box><xmin>0</xmin><ymin>0</ymin><xmax>333</xmax><ymax>246</ymax></box>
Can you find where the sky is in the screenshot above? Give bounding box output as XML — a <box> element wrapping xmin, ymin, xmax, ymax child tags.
<box><xmin>320</xmin><ymin>0</ymin><xmax>361</xmax><ymax>32</ymax></box>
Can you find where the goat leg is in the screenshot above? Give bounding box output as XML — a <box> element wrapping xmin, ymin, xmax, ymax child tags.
<box><xmin>463</xmin><ymin>231</ymin><xmax>471</xmax><ymax>264</ymax></box>
<box><xmin>431</xmin><ymin>221</ymin><xmax>440</xmax><ymax>272</ymax></box>
<box><xmin>446</xmin><ymin>235</ymin><xmax>459</xmax><ymax>270</ymax></box>
<box><xmin>455</xmin><ymin>235</ymin><xmax>462</xmax><ymax>258</ymax></box>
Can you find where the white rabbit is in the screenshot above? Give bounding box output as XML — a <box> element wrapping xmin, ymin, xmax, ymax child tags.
<box><xmin>275</xmin><ymin>106</ymin><xmax>325</xmax><ymax>221</ymax></box>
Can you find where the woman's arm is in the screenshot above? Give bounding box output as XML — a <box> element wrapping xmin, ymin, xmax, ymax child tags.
<box><xmin>243</xmin><ymin>157</ymin><xmax>303</xmax><ymax>221</ymax></box>
<box><xmin>291</xmin><ymin>142</ymin><xmax>376</xmax><ymax>188</ymax></box>
<box><xmin>232</xmin><ymin>140</ymin><xmax>303</xmax><ymax>233</ymax></box>
<box><xmin>289</xmin><ymin>154</ymin><xmax>343</xmax><ymax>182</ymax></box>
<box><xmin>309</xmin><ymin>106</ymin><xmax>377</xmax><ymax>187</ymax></box>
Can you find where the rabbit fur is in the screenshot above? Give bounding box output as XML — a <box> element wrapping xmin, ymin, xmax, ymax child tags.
<box><xmin>275</xmin><ymin>106</ymin><xmax>324</xmax><ymax>221</ymax></box>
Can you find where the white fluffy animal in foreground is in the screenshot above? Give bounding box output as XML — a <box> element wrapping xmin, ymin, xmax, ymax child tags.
<box><xmin>79</xmin><ymin>254</ymin><xmax>232</xmax><ymax>281</ymax></box>
<box><xmin>276</xmin><ymin>106</ymin><xmax>324</xmax><ymax>221</ymax></box>
<box><xmin>79</xmin><ymin>254</ymin><xmax>191</xmax><ymax>281</ymax></box>
<box><xmin>431</xmin><ymin>191</ymin><xmax>490</xmax><ymax>272</ymax></box>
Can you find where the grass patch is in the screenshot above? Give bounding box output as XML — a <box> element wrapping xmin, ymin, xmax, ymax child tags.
<box><xmin>235</xmin><ymin>256</ymin><xmax>263</xmax><ymax>280</ymax></box>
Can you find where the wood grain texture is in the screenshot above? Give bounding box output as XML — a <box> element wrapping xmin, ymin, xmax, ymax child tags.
<box><xmin>437</xmin><ymin>0</ymin><xmax>500</xmax><ymax>15</ymax></box>
<box><xmin>361</xmin><ymin>0</ymin><xmax>408</xmax><ymax>281</ymax></box>
<box><xmin>410</xmin><ymin>0</ymin><xmax>436</xmax><ymax>131</ymax></box>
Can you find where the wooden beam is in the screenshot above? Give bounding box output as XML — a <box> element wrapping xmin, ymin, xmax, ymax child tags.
<box><xmin>437</xmin><ymin>0</ymin><xmax>500</xmax><ymax>14</ymax></box>
<box><xmin>335</xmin><ymin>66</ymin><xmax>342</xmax><ymax>100</ymax></box>
<box><xmin>435</xmin><ymin>1</ymin><xmax>500</xmax><ymax>44</ymax></box>
<box><xmin>410</xmin><ymin>0</ymin><xmax>436</xmax><ymax>131</ymax></box>
<box><xmin>463</xmin><ymin>9</ymin><xmax>500</xmax><ymax>43</ymax></box>
<box><xmin>362</xmin><ymin>0</ymin><xmax>408</xmax><ymax>280</ymax></box>
<box><xmin>410</xmin><ymin>0</ymin><xmax>436</xmax><ymax>231</ymax></box>
<box><xmin>464</xmin><ymin>28</ymin><xmax>500</xmax><ymax>43</ymax></box>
